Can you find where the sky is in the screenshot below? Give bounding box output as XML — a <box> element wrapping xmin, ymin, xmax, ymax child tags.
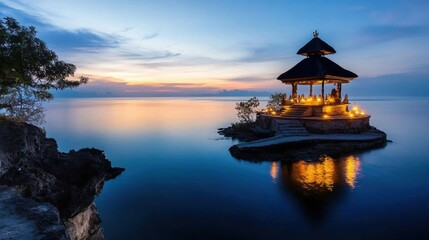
<box><xmin>1</xmin><ymin>0</ymin><xmax>429</xmax><ymax>97</ymax></box>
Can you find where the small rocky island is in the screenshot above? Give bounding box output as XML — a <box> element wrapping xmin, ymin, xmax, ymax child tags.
<box><xmin>220</xmin><ymin>31</ymin><xmax>387</xmax><ymax>161</ymax></box>
<box><xmin>0</xmin><ymin>118</ymin><xmax>124</xmax><ymax>240</ymax></box>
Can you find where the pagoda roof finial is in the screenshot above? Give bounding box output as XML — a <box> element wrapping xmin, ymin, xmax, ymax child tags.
<box><xmin>279</xmin><ymin>32</ymin><xmax>357</xmax><ymax>83</ymax></box>
<box><xmin>297</xmin><ymin>31</ymin><xmax>335</xmax><ymax>56</ymax></box>
<box><xmin>313</xmin><ymin>30</ymin><xmax>319</xmax><ymax>38</ymax></box>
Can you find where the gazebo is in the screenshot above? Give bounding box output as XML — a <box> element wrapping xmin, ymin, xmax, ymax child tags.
<box><xmin>278</xmin><ymin>30</ymin><xmax>357</xmax><ymax>105</ymax></box>
<box><xmin>261</xmin><ymin>31</ymin><xmax>370</xmax><ymax>133</ymax></box>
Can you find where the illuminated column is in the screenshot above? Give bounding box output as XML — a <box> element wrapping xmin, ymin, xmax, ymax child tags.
<box><xmin>321</xmin><ymin>80</ymin><xmax>325</xmax><ymax>102</ymax></box>
<box><xmin>337</xmin><ymin>83</ymin><xmax>342</xmax><ymax>100</ymax></box>
<box><xmin>292</xmin><ymin>83</ymin><xmax>298</xmax><ymax>99</ymax></box>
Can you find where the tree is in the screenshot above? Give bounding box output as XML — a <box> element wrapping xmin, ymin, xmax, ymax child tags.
<box><xmin>1</xmin><ymin>86</ymin><xmax>46</xmax><ymax>124</ymax></box>
<box><xmin>235</xmin><ymin>97</ymin><xmax>260</xmax><ymax>123</ymax></box>
<box><xmin>266</xmin><ymin>92</ymin><xmax>287</xmax><ymax>111</ymax></box>
<box><xmin>0</xmin><ymin>17</ymin><xmax>88</xmax><ymax>124</ymax></box>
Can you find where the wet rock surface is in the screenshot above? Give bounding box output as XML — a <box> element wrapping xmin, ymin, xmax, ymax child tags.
<box><xmin>0</xmin><ymin>119</ymin><xmax>124</xmax><ymax>239</ymax></box>
<box><xmin>0</xmin><ymin>186</ymin><xmax>67</xmax><ymax>240</ymax></box>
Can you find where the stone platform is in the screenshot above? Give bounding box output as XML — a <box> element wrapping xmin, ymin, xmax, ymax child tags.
<box><xmin>236</xmin><ymin>130</ymin><xmax>385</xmax><ymax>149</ymax></box>
<box><xmin>229</xmin><ymin>129</ymin><xmax>387</xmax><ymax>162</ymax></box>
<box><xmin>259</xmin><ymin>113</ymin><xmax>370</xmax><ymax>134</ymax></box>
<box><xmin>260</xmin><ymin>102</ymin><xmax>371</xmax><ymax>133</ymax></box>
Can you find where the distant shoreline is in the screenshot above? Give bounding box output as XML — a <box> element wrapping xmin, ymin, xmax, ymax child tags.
<box><xmin>51</xmin><ymin>96</ymin><xmax>429</xmax><ymax>101</ymax></box>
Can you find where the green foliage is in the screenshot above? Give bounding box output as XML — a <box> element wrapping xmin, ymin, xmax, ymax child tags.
<box><xmin>235</xmin><ymin>97</ymin><xmax>260</xmax><ymax>123</ymax></box>
<box><xmin>266</xmin><ymin>92</ymin><xmax>287</xmax><ymax>110</ymax></box>
<box><xmin>0</xmin><ymin>17</ymin><xmax>88</xmax><ymax>124</ymax></box>
<box><xmin>1</xmin><ymin>85</ymin><xmax>46</xmax><ymax>124</ymax></box>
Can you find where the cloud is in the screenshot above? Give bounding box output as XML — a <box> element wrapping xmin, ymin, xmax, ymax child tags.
<box><xmin>238</xmin><ymin>44</ymin><xmax>292</xmax><ymax>63</ymax></box>
<box><xmin>51</xmin><ymin>76</ymin><xmax>276</xmax><ymax>98</ymax></box>
<box><xmin>344</xmin><ymin>72</ymin><xmax>429</xmax><ymax>97</ymax></box>
<box><xmin>0</xmin><ymin>2</ymin><xmax>122</xmax><ymax>53</ymax></box>
<box><xmin>52</xmin><ymin>81</ymin><xmax>272</xmax><ymax>98</ymax></box>
<box><xmin>52</xmin><ymin>79</ymin><xmax>221</xmax><ymax>97</ymax></box>
<box><xmin>39</xmin><ymin>30</ymin><xmax>122</xmax><ymax>52</ymax></box>
<box><xmin>208</xmin><ymin>89</ymin><xmax>271</xmax><ymax>97</ymax></box>
<box><xmin>0</xmin><ymin>2</ymin><xmax>187</xmax><ymax>67</ymax></box>
<box><xmin>360</xmin><ymin>25</ymin><xmax>429</xmax><ymax>44</ymax></box>
<box><xmin>133</xmin><ymin>43</ymin><xmax>292</xmax><ymax>71</ymax></box>
<box><xmin>221</xmin><ymin>76</ymin><xmax>272</xmax><ymax>83</ymax></box>
<box><xmin>142</xmin><ymin>32</ymin><xmax>158</xmax><ymax>40</ymax></box>
<box><xmin>119</xmin><ymin>50</ymin><xmax>181</xmax><ymax>61</ymax></box>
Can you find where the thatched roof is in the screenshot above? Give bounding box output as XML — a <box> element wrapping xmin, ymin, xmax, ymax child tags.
<box><xmin>277</xmin><ymin>56</ymin><xmax>358</xmax><ymax>84</ymax></box>
<box><xmin>297</xmin><ymin>35</ymin><xmax>336</xmax><ymax>56</ymax></box>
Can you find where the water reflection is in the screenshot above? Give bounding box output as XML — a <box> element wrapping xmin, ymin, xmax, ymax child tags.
<box><xmin>274</xmin><ymin>155</ymin><xmax>361</xmax><ymax>221</ymax></box>
<box><xmin>280</xmin><ymin>155</ymin><xmax>361</xmax><ymax>192</ymax></box>
<box><xmin>270</xmin><ymin>162</ymin><xmax>279</xmax><ymax>182</ymax></box>
<box><xmin>46</xmin><ymin>98</ymin><xmax>237</xmax><ymax>136</ymax></box>
<box><xmin>344</xmin><ymin>156</ymin><xmax>360</xmax><ymax>189</ymax></box>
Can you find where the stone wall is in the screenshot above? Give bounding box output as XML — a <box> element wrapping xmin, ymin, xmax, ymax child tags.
<box><xmin>300</xmin><ymin>116</ymin><xmax>370</xmax><ymax>133</ymax></box>
<box><xmin>257</xmin><ymin>114</ymin><xmax>371</xmax><ymax>134</ymax></box>
<box><xmin>322</xmin><ymin>104</ymin><xmax>348</xmax><ymax>116</ymax></box>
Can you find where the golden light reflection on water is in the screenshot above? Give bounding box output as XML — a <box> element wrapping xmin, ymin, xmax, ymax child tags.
<box><xmin>46</xmin><ymin>98</ymin><xmax>238</xmax><ymax>135</ymax></box>
<box><xmin>274</xmin><ymin>155</ymin><xmax>361</xmax><ymax>193</ymax></box>
<box><xmin>344</xmin><ymin>156</ymin><xmax>360</xmax><ymax>189</ymax></box>
<box><xmin>270</xmin><ymin>162</ymin><xmax>278</xmax><ymax>181</ymax></box>
<box><xmin>292</xmin><ymin>156</ymin><xmax>336</xmax><ymax>191</ymax></box>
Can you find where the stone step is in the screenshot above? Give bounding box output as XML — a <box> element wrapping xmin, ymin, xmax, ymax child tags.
<box><xmin>278</xmin><ymin>122</ymin><xmax>302</xmax><ymax>125</ymax></box>
<box><xmin>282</xmin><ymin>106</ymin><xmax>308</xmax><ymax>117</ymax></box>
<box><xmin>278</xmin><ymin>129</ymin><xmax>308</xmax><ymax>133</ymax></box>
<box><xmin>273</xmin><ymin>119</ymin><xmax>309</xmax><ymax>136</ymax></box>
<box><xmin>279</xmin><ymin>128</ymin><xmax>308</xmax><ymax>132</ymax></box>
<box><xmin>281</xmin><ymin>133</ymin><xmax>309</xmax><ymax>136</ymax></box>
<box><xmin>278</xmin><ymin>127</ymin><xmax>306</xmax><ymax>130</ymax></box>
<box><xmin>279</xmin><ymin>125</ymin><xmax>302</xmax><ymax>128</ymax></box>
<box><xmin>279</xmin><ymin>132</ymin><xmax>308</xmax><ymax>136</ymax></box>
<box><xmin>278</xmin><ymin>121</ymin><xmax>301</xmax><ymax>123</ymax></box>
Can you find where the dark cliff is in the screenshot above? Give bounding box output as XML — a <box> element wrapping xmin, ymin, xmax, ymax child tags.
<box><xmin>0</xmin><ymin>118</ymin><xmax>124</xmax><ymax>239</ymax></box>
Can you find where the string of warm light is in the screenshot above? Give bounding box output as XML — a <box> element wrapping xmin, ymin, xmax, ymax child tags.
<box><xmin>262</xmin><ymin>98</ymin><xmax>368</xmax><ymax>119</ymax></box>
<box><xmin>349</xmin><ymin>104</ymin><xmax>366</xmax><ymax>118</ymax></box>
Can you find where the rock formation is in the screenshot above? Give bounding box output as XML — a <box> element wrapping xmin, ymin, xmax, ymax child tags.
<box><xmin>0</xmin><ymin>186</ymin><xmax>67</xmax><ymax>240</ymax></box>
<box><xmin>0</xmin><ymin>118</ymin><xmax>124</xmax><ymax>239</ymax></box>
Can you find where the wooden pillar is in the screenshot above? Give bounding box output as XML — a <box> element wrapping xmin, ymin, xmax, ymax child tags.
<box><xmin>309</xmin><ymin>84</ymin><xmax>313</xmax><ymax>97</ymax></box>
<box><xmin>337</xmin><ymin>83</ymin><xmax>342</xmax><ymax>100</ymax></box>
<box><xmin>321</xmin><ymin>80</ymin><xmax>325</xmax><ymax>102</ymax></box>
<box><xmin>292</xmin><ymin>83</ymin><xmax>298</xmax><ymax>99</ymax></box>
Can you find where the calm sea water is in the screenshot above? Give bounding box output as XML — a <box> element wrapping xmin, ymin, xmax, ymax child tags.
<box><xmin>44</xmin><ymin>97</ymin><xmax>429</xmax><ymax>239</ymax></box>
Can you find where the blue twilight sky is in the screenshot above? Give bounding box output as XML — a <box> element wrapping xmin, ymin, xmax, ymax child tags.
<box><xmin>1</xmin><ymin>0</ymin><xmax>429</xmax><ymax>97</ymax></box>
